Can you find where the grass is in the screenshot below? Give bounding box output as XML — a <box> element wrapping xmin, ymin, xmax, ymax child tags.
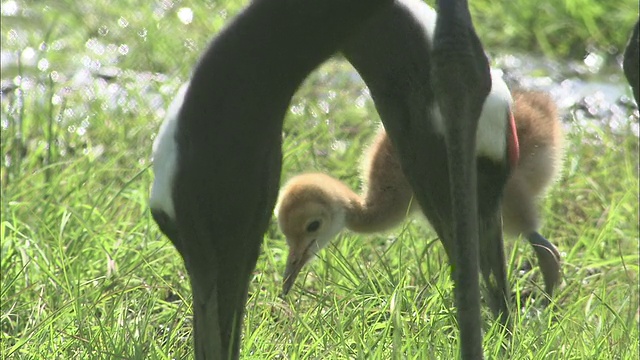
<box><xmin>1</xmin><ymin>0</ymin><xmax>638</xmax><ymax>358</ymax></box>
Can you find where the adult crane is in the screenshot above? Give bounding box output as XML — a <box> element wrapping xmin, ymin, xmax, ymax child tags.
<box><xmin>150</xmin><ymin>0</ymin><xmax>501</xmax><ymax>358</ymax></box>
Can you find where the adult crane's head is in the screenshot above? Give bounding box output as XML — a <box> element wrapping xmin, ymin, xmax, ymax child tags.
<box><xmin>148</xmin><ymin>0</ymin><xmax>395</xmax><ymax>358</ymax></box>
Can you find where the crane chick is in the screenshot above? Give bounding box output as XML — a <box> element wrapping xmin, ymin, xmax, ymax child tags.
<box><xmin>277</xmin><ymin>89</ymin><xmax>563</xmax><ymax>297</ymax></box>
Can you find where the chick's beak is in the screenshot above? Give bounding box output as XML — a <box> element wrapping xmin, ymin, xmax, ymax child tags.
<box><xmin>282</xmin><ymin>245</ymin><xmax>310</xmax><ymax>296</ymax></box>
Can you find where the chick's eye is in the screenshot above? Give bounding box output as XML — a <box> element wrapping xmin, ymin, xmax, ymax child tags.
<box><xmin>306</xmin><ymin>220</ymin><xmax>321</xmax><ymax>233</ymax></box>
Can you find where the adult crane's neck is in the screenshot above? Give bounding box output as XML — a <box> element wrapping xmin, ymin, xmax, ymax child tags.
<box><xmin>342</xmin><ymin>0</ymin><xmax>438</xmax><ymax>133</ymax></box>
<box><xmin>176</xmin><ymin>0</ymin><xmax>392</xmax><ymax>150</ymax></box>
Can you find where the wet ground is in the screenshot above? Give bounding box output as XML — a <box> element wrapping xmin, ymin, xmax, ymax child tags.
<box><xmin>495</xmin><ymin>53</ymin><xmax>639</xmax><ymax>137</ymax></box>
<box><xmin>1</xmin><ymin>51</ymin><xmax>638</xmax><ymax>155</ymax></box>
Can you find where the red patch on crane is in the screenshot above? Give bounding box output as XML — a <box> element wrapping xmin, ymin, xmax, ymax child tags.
<box><xmin>508</xmin><ymin>110</ymin><xmax>519</xmax><ymax>168</ymax></box>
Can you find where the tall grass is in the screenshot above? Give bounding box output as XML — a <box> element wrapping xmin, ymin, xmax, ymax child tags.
<box><xmin>2</xmin><ymin>0</ymin><xmax>638</xmax><ymax>358</ymax></box>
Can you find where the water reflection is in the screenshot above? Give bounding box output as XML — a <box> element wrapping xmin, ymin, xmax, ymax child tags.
<box><xmin>496</xmin><ymin>53</ymin><xmax>638</xmax><ymax>138</ymax></box>
<box><xmin>1</xmin><ymin>0</ymin><xmax>19</xmax><ymax>16</ymax></box>
<box><xmin>0</xmin><ymin>49</ymin><xmax>637</xmax><ymax>165</ymax></box>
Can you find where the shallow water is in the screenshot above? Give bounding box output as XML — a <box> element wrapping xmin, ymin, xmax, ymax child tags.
<box><xmin>1</xmin><ymin>50</ymin><xmax>638</xmax><ymax>158</ymax></box>
<box><xmin>494</xmin><ymin>53</ymin><xmax>639</xmax><ymax>137</ymax></box>
<box><xmin>1</xmin><ymin>50</ymin><xmax>636</xmax><ymax>107</ymax></box>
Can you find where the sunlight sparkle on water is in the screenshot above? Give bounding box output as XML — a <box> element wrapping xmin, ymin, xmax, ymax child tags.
<box><xmin>1</xmin><ymin>0</ymin><xmax>18</xmax><ymax>16</ymax></box>
<box><xmin>37</xmin><ymin>59</ymin><xmax>49</xmax><ymax>72</ymax></box>
<box><xmin>118</xmin><ymin>17</ymin><xmax>129</xmax><ymax>28</ymax></box>
<box><xmin>118</xmin><ymin>44</ymin><xmax>129</xmax><ymax>55</ymax></box>
<box><xmin>21</xmin><ymin>47</ymin><xmax>35</xmax><ymax>62</ymax></box>
<box><xmin>583</xmin><ymin>52</ymin><xmax>604</xmax><ymax>73</ymax></box>
<box><xmin>177</xmin><ymin>8</ymin><xmax>193</xmax><ymax>24</ymax></box>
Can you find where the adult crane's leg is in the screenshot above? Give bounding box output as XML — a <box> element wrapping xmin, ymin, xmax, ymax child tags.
<box><xmin>432</xmin><ymin>0</ymin><xmax>492</xmax><ymax>358</ymax></box>
<box><xmin>623</xmin><ymin>20</ymin><xmax>639</xmax><ymax>104</ymax></box>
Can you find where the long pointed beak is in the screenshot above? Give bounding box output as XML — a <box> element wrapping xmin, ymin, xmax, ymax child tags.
<box><xmin>281</xmin><ymin>249</ymin><xmax>308</xmax><ymax>296</ymax></box>
<box><xmin>527</xmin><ymin>231</ymin><xmax>561</xmax><ymax>296</ymax></box>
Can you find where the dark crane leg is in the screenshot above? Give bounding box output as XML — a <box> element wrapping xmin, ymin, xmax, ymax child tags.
<box><xmin>432</xmin><ymin>0</ymin><xmax>495</xmax><ymax>358</ymax></box>
<box><xmin>342</xmin><ymin>1</ymin><xmax>509</xmax><ymax>358</ymax></box>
